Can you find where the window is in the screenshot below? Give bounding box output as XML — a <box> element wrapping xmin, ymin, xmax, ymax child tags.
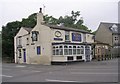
<box><xmin>77</xmin><ymin>46</ymin><xmax>81</xmax><ymax>54</ymax></box>
<box><xmin>73</xmin><ymin>46</ymin><xmax>76</xmax><ymax>55</ymax></box>
<box><xmin>56</xmin><ymin>49</ymin><xmax>59</xmax><ymax>55</ymax></box>
<box><xmin>18</xmin><ymin>36</ymin><xmax>22</xmax><ymax>45</ymax></box>
<box><xmin>64</xmin><ymin>45</ymin><xmax>68</xmax><ymax>55</ymax></box>
<box><xmin>77</xmin><ymin>49</ymin><xmax>81</xmax><ymax>54</ymax></box>
<box><xmin>81</xmin><ymin>49</ymin><xmax>84</xmax><ymax>54</ymax></box>
<box><xmin>59</xmin><ymin>49</ymin><xmax>63</xmax><ymax>55</ymax></box>
<box><xmin>80</xmin><ymin>46</ymin><xmax>84</xmax><ymax>54</ymax></box>
<box><xmin>52</xmin><ymin>45</ymin><xmax>85</xmax><ymax>56</ymax></box>
<box><xmin>18</xmin><ymin>38</ymin><xmax>21</xmax><ymax>45</ymax></box>
<box><xmin>37</xmin><ymin>46</ymin><xmax>41</xmax><ymax>55</ymax></box>
<box><xmin>69</xmin><ymin>46</ymin><xmax>72</xmax><ymax>55</ymax></box>
<box><xmin>32</xmin><ymin>31</ymin><xmax>38</xmax><ymax>41</ymax></box>
<box><xmin>52</xmin><ymin>45</ymin><xmax>63</xmax><ymax>55</ymax></box>
<box><xmin>53</xmin><ymin>46</ymin><xmax>55</xmax><ymax>55</ymax></box>
<box><xmin>81</xmin><ymin>46</ymin><xmax>84</xmax><ymax>48</ymax></box>
<box><xmin>115</xmin><ymin>37</ymin><xmax>118</xmax><ymax>40</ymax></box>
<box><xmin>53</xmin><ymin>46</ymin><xmax>56</xmax><ymax>55</ymax></box>
<box><xmin>65</xmin><ymin>31</ymin><xmax>70</xmax><ymax>41</ymax></box>
<box><xmin>53</xmin><ymin>50</ymin><xmax>55</xmax><ymax>55</ymax></box>
<box><xmin>18</xmin><ymin>49</ymin><xmax>21</xmax><ymax>58</ymax></box>
<box><xmin>59</xmin><ymin>46</ymin><xmax>63</xmax><ymax>55</ymax></box>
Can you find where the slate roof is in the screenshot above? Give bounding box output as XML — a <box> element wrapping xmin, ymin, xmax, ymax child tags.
<box><xmin>23</xmin><ymin>27</ymin><xmax>32</xmax><ymax>32</ymax></box>
<box><xmin>45</xmin><ymin>24</ymin><xmax>92</xmax><ymax>34</ymax></box>
<box><xmin>21</xmin><ymin>24</ymin><xmax>93</xmax><ymax>34</ymax></box>
<box><xmin>101</xmin><ymin>22</ymin><xmax>120</xmax><ymax>34</ymax></box>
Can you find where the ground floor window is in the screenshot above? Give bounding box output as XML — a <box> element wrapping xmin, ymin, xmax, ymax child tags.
<box><xmin>52</xmin><ymin>44</ymin><xmax>85</xmax><ymax>56</ymax></box>
<box><xmin>53</xmin><ymin>46</ymin><xmax>63</xmax><ymax>55</ymax></box>
<box><xmin>69</xmin><ymin>46</ymin><xmax>72</xmax><ymax>55</ymax></box>
<box><xmin>37</xmin><ymin>46</ymin><xmax>41</xmax><ymax>55</ymax></box>
<box><xmin>18</xmin><ymin>49</ymin><xmax>21</xmax><ymax>58</ymax></box>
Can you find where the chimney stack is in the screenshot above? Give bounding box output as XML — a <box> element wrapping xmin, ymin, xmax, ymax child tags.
<box><xmin>37</xmin><ymin>8</ymin><xmax>44</xmax><ymax>25</ymax></box>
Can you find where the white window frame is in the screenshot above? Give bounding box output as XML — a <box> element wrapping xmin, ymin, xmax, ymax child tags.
<box><xmin>52</xmin><ymin>45</ymin><xmax>85</xmax><ymax>56</ymax></box>
<box><xmin>65</xmin><ymin>31</ymin><xmax>70</xmax><ymax>41</ymax></box>
<box><xmin>18</xmin><ymin>37</ymin><xmax>22</xmax><ymax>45</ymax></box>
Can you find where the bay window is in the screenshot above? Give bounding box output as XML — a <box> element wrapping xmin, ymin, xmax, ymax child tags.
<box><xmin>52</xmin><ymin>45</ymin><xmax>85</xmax><ymax>56</ymax></box>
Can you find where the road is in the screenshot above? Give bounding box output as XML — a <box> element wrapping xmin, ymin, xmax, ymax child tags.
<box><xmin>1</xmin><ymin>58</ymin><xmax>119</xmax><ymax>83</ymax></box>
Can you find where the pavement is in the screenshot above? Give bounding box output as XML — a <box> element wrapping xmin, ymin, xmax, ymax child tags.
<box><xmin>1</xmin><ymin>58</ymin><xmax>119</xmax><ymax>83</ymax></box>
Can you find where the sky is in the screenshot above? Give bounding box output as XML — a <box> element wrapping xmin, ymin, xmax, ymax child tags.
<box><xmin>0</xmin><ymin>0</ymin><xmax>119</xmax><ymax>31</ymax></box>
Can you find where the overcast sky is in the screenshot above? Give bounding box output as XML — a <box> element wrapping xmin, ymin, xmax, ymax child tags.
<box><xmin>0</xmin><ymin>0</ymin><xmax>119</xmax><ymax>31</ymax></box>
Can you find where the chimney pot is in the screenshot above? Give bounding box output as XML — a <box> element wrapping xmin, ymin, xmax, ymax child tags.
<box><xmin>39</xmin><ymin>8</ymin><xmax>42</xmax><ymax>13</ymax></box>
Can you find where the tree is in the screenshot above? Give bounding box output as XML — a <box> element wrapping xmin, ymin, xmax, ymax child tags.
<box><xmin>44</xmin><ymin>14</ymin><xmax>58</xmax><ymax>25</ymax></box>
<box><xmin>21</xmin><ymin>13</ymin><xmax>37</xmax><ymax>28</ymax></box>
<box><xmin>57</xmin><ymin>11</ymin><xmax>91</xmax><ymax>32</ymax></box>
<box><xmin>2</xmin><ymin>21</ymin><xmax>22</xmax><ymax>61</ymax></box>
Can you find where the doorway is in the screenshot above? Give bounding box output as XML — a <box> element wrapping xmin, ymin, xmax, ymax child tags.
<box><xmin>23</xmin><ymin>49</ymin><xmax>26</xmax><ymax>63</ymax></box>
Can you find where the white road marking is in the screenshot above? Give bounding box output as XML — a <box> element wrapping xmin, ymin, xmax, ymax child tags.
<box><xmin>46</xmin><ymin>79</ymin><xmax>79</xmax><ymax>82</ymax></box>
<box><xmin>69</xmin><ymin>68</ymin><xmax>117</xmax><ymax>70</ymax></box>
<box><xmin>31</xmin><ymin>70</ymin><xmax>41</xmax><ymax>72</ymax></box>
<box><xmin>71</xmin><ymin>72</ymin><xmax>118</xmax><ymax>75</ymax></box>
<box><xmin>16</xmin><ymin>65</ymin><xmax>26</xmax><ymax>68</ymax></box>
<box><xmin>2</xmin><ymin>69</ymin><xmax>11</xmax><ymax>71</ymax></box>
<box><xmin>0</xmin><ymin>75</ymin><xmax>13</xmax><ymax>78</ymax></box>
<box><xmin>21</xmin><ymin>70</ymin><xmax>41</xmax><ymax>72</ymax></box>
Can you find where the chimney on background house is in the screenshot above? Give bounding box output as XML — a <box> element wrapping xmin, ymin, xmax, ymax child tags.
<box><xmin>37</xmin><ymin>8</ymin><xmax>44</xmax><ymax>25</ymax></box>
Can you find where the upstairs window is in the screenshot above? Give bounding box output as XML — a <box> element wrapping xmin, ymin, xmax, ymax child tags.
<box><xmin>18</xmin><ymin>36</ymin><xmax>22</xmax><ymax>45</ymax></box>
<box><xmin>115</xmin><ymin>37</ymin><xmax>118</xmax><ymax>41</ymax></box>
<box><xmin>32</xmin><ymin>31</ymin><xmax>39</xmax><ymax>41</ymax></box>
<box><xmin>65</xmin><ymin>31</ymin><xmax>70</xmax><ymax>41</ymax></box>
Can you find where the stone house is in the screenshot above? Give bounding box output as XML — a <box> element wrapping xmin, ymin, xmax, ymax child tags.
<box><xmin>95</xmin><ymin>22</ymin><xmax>120</xmax><ymax>58</ymax></box>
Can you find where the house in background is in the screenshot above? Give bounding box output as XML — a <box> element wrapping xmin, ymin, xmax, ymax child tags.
<box><xmin>93</xmin><ymin>40</ymin><xmax>111</xmax><ymax>61</ymax></box>
<box><xmin>14</xmin><ymin>8</ymin><xmax>94</xmax><ymax>65</ymax></box>
<box><xmin>14</xmin><ymin>27</ymin><xmax>32</xmax><ymax>64</ymax></box>
<box><xmin>95</xmin><ymin>22</ymin><xmax>120</xmax><ymax>58</ymax></box>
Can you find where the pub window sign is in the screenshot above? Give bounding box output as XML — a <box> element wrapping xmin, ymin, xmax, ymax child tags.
<box><xmin>72</xmin><ymin>33</ymin><xmax>81</xmax><ymax>41</ymax></box>
<box><xmin>32</xmin><ymin>31</ymin><xmax>39</xmax><ymax>41</ymax></box>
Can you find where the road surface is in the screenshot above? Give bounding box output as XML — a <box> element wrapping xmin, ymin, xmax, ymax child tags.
<box><xmin>1</xmin><ymin>58</ymin><xmax>119</xmax><ymax>83</ymax></box>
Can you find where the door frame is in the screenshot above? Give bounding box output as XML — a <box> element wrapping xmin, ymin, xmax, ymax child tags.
<box><xmin>23</xmin><ymin>49</ymin><xmax>26</xmax><ymax>63</ymax></box>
